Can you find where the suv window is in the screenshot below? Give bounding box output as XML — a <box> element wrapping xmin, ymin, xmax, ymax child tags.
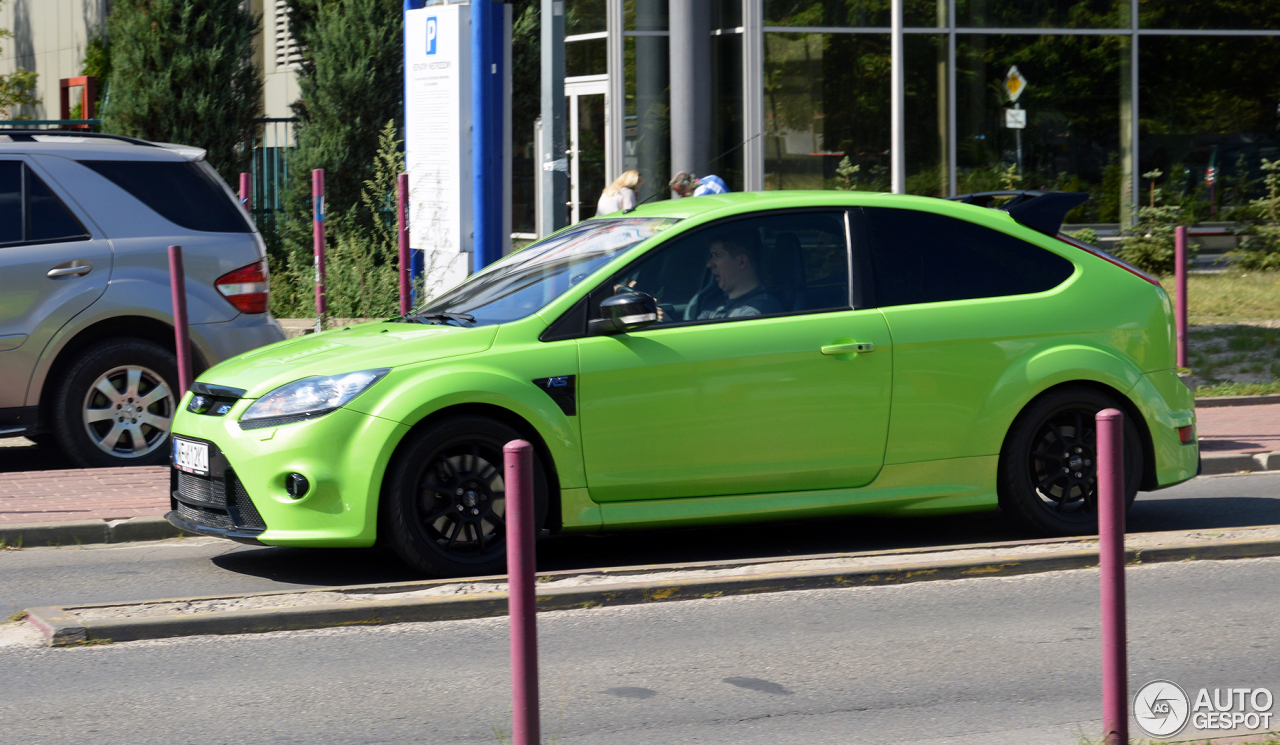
<box><xmin>79</xmin><ymin>159</ymin><xmax>252</xmax><ymax>233</ymax></box>
<box><xmin>598</xmin><ymin>211</ymin><xmax>851</xmax><ymax>325</ymax></box>
<box><xmin>861</xmin><ymin>207</ymin><xmax>1075</xmax><ymax>307</ymax></box>
<box><xmin>0</xmin><ymin>160</ymin><xmax>91</xmax><ymax>247</ymax></box>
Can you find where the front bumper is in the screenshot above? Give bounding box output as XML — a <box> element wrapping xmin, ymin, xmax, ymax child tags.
<box><xmin>166</xmin><ymin>435</ymin><xmax>267</xmax><ymax>544</ymax></box>
<box><xmin>170</xmin><ymin>401</ymin><xmax>409</xmax><ymax>548</ymax></box>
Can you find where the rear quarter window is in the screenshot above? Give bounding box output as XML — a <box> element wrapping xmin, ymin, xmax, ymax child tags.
<box><xmin>862</xmin><ymin>207</ymin><xmax>1075</xmax><ymax>308</ymax></box>
<box><xmin>79</xmin><ymin>159</ymin><xmax>252</xmax><ymax>233</ymax></box>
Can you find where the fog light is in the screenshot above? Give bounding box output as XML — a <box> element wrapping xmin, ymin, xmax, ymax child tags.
<box><xmin>1178</xmin><ymin>425</ymin><xmax>1195</xmax><ymax>444</ymax></box>
<box><xmin>285</xmin><ymin>473</ymin><xmax>310</xmax><ymax>498</ymax></box>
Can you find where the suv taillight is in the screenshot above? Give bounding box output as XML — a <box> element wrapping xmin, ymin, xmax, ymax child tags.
<box><xmin>216</xmin><ymin>260</ymin><xmax>269</xmax><ymax>313</ymax></box>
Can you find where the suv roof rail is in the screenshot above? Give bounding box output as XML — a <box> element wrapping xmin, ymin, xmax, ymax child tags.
<box><xmin>944</xmin><ymin>190</ymin><xmax>1089</xmax><ymax>236</ymax></box>
<box><xmin>0</xmin><ymin>129</ymin><xmax>159</xmax><ymax>148</ymax></box>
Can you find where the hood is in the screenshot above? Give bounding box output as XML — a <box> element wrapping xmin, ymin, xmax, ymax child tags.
<box><xmin>198</xmin><ymin>321</ymin><xmax>498</xmax><ymax>398</ymax></box>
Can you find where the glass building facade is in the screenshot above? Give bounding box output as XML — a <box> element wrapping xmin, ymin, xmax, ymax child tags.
<box><xmin>527</xmin><ymin>0</ymin><xmax>1280</xmax><ymax>232</ymax></box>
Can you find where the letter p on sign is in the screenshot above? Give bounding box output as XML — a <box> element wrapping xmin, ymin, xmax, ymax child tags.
<box><xmin>426</xmin><ymin>16</ymin><xmax>438</xmax><ymax>55</ymax></box>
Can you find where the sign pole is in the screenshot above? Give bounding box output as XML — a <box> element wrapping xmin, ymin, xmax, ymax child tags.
<box><xmin>312</xmin><ymin>169</ymin><xmax>327</xmax><ymax>332</ymax></box>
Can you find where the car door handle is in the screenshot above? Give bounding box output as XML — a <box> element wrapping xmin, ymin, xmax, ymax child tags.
<box><xmin>821</xmin><ymin>342</ymin><xmax>875</xmax><ymax>355</ymax></box>
<box><xmin>47</xmin><ymin>260</ymin><xmax>93</xmax><ymax>278</ymax></box>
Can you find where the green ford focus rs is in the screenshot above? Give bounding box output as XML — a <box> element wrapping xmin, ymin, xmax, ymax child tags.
<box><xmin>168</xmin><ymin>191</ymin><xmax>1198</xmax><ymax>577</ymax></box>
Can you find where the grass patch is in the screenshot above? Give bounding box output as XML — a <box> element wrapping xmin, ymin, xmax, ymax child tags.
<box><xmin>1195</xmin><ymin>381</ymin><xmax>1280</xmax><ymax>397</ymax></box>
<box><xmin>6</xmin><ymin>611</ymin><xmax>27</xmax><ymax>623</ymax></box>
<box><xmin>1163</xmin><ymin>270</ymin><xmax>1280</xmax><ymax>326</ymax></box>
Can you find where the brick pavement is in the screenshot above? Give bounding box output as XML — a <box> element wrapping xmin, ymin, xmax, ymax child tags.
<box><xmin>0</xmin><ymin>402</ymin><xmax>1275</xmax><ymax>527</ymax></box>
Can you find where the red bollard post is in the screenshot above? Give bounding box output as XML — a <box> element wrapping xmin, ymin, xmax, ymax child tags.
<box><xmin>239</xmin><ymin>172</ymin><xmax>251</xmax><ymax>208</ymax></box>
<box><xmin>312</xmin><ymin>169</ymin><xmax>327</xmax><ymax>331</ymax></box>
<box><xmin>1097</xmin><ymin>408</ymin><xmax>1128</xmax><ymax>745</ymax></box>
<box><xmin>504</xmin><ymin>440</ymin><xmax>541</xmax><ymax>745</ymax></box>
<box><xmin>1175</xmin><ymin>226</ymin><xmax>1188</xmax><ymax>369</ymax></box>
<box><xmin>397</xmin><ymin>172</ymin><xmax>411</xmax><ymax>315</ymax></box>
<box><xmin>167</xmin><ymin>245</ymin><xmax>193</xmax><ymax>398</ymax></box>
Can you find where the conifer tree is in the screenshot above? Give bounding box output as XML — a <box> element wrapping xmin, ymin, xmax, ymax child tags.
<box><xmin>101</xmin><ymin>0</ymin><xmax>261</xmax><ymax>182</ymax></box>
<box><xmin>280</xmin><ymin>0</ymin><xmax>403</xmax><ymax>269</ymax></box>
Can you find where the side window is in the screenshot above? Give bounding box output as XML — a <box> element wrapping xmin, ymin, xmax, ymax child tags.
<box><xmin>0</xmin><ymin>161</ymin><xmax>20</xmax><ymax>245</ymax></box>
<box><xmin>597</xmin><ymin>211</ymin><xmax>850</xmax><ymax>325</ymax></box>
<box><xmin>27</xmin><ymin>167</ymin><xmax>90</xmax><ymax>243</ymax></box>
<box><xmin>862</xmin><ymin>207</ymin><xmax>1075</xmax><ymax>307</ymax></box>
<box><xmin>0</xmin><ymin>162</ymin><xmax>90</xmax><ymax>247</ymax></box>
<box><xmin>79</xmin><ymin>159</ymin><xmax>252</xmax><ymax>233</ymax></box>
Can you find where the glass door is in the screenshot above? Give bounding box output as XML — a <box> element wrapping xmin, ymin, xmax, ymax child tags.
<box><xmin>566</xmin><ymin>77</ymin><xmax>610</xmax><ymax>224</ymax></box>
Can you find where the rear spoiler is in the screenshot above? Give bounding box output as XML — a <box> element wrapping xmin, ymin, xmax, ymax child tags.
<box><xmin>944</xmin><ymin>191</ymin><xmax>1089</xmax><ymax>237</ymax></box>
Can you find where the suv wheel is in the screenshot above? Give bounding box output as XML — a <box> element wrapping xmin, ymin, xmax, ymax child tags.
<box><xmin>998</xmin><ymin>386</ymin><xmax>1143</xmax><ymax>537</ymax></box>
<box><xmin>53</xmin><ymin>339</ymin><xmax>179</xmax><ymax>468</ymax></box>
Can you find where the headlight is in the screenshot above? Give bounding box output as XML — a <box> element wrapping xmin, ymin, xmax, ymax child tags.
<box><xmin>239</xmin><ymin>369</ymin><xmax>390</xmax><ymax>429</ymax></box>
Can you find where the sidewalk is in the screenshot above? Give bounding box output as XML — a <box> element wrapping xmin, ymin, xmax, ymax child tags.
<box><xmin>1</xmin><ymin>400</ymin><xmax>1277</xmax><ymax>535</ymax></box>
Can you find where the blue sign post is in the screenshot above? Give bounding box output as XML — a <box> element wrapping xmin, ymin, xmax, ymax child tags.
<box><xmin>471</xmin><ymin>0</ymin><xmax>504</xmax><ymax>273</ymax></box>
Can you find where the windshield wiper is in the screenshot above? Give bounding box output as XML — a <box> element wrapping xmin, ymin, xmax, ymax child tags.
<box><xmin>400</xmin><ymin>311</ymin><xmax>476</xmax><ymax>327</ymax></box>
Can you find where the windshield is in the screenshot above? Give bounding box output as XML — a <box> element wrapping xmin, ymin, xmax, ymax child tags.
<box><xmin>414</xmin><ymin>217</ymin><xmax>680</xmax><ymax>327</ymax></box>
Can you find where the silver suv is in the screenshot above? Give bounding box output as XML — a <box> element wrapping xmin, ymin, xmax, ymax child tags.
<box><xmin>0</xmin><ymin>131</ymin><xmax>285</xmax><ymax>467</ymax></box>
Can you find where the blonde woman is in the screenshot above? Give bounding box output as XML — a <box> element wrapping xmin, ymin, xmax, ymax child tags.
<box><xmin>596</xmin><ymin>170</ymin><xmax>642</xmax><ymax>215</ymax></box>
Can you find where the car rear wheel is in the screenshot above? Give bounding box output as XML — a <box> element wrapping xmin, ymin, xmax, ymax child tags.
<box><xmin>998</xmin><ymin>386</ymin><xmax>1143</xmax><ymax>537</ymax></box>
<box><xmin>381</xmin><ymin>416</ymin><xmax>548</xmax><ymax>578</ymax></box>
<box><xmin>53</xmin><ymin>339</ymin><xmax>178</xmax><ymax>469</ymax></box>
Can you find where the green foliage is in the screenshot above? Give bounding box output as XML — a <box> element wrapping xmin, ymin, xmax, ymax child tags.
<box><xmin>834</xmin><ymin>156</ymin><xmax>860</xmax><ymax>190</ymax></box>
<box><xmin>79</xmin><ymin>31</ymin><xmax>112</xmax><ymax>114</ymax></box>
<box><xmin>1065</xmin><ymin>227</ymin><xmax>1098</xmax><ymax>246</ymax></box>
<box><xmin>100</xmin><ymin>0</ymin><xmax>261</xmax><ymax>182</ymax></box>
<box><xmin>1114</xmin><ymin>169</ymin><xmax>1191</xmax><ymax>275</ymax></box>
<box><xmin>272</xmin><ymin>121</ymin><xmax>430</xmax><ymax>322</ymax></box>
<box><xmin>0</xmin><ymin>1</ymin><xmax>40</xmax><ymax>119</ymax></box>
<box><xmin>280</xmin><ymin>0</ymin><xmax>404</xmax><ymax>273</ymax></box>
<box><xmin>1228</xmin><ymin>158</ymin><xmax>1280</xmax><ymax>271</ymax></box>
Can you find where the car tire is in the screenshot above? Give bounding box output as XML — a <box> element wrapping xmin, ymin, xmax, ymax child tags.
<box><xmin>998</xmin><ymin>386</ymin><xmax>1143</xmax><ymax>537</ymax></box>
<box><xmin>381</xmin><ymin>416</ymin><xmax>549</xmax><ymax>578</ymax></box>
<box><xmin>53</xmin><ymin>338</ymin><xmax>179</xmax><ymax>469</ymax></box>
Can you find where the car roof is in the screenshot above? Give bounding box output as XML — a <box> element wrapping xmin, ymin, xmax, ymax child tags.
<box><xmin>622</xmin><ymin>189</ymin><xmax>1085</xmax><ymax>237</ymax></box>
<box><xmin>0</xmin><ymin>131</ymin><xmax>206</xmax><ymax>162</ymax></box>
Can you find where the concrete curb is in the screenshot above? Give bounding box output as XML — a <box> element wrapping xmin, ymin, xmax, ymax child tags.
<box><xmin>0</xmin><ymin>517</ymin><xmax>186</xmax><ymax>548</ymax></box>
<box><xmin>24</xmin><ymin>532</ymin><xmax>1280</xmax><ymax>646</ymax></box>
<box><xmin>1201</xmin><ymin>451</ymin><xmax>1280</xmax><ymax>475</ymax></box>
<box><xmin>1195</xmin><ymin>394</ymin><xmax>1280</xmax><ymax>408</ymax></box>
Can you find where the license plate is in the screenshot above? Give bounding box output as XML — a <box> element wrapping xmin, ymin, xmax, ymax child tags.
<box><xmin>173</xmin><ymin>437</ymin><xmax>209</xmax><ymax>476</ymax></box>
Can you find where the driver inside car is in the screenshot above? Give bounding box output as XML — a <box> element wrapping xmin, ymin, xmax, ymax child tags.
<box><xmin>693</xmin><ymin>228</ymin><xmax>784</xmax><ymax>319</ymax></box>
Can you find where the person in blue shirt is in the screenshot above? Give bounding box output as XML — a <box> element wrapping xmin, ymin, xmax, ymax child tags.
<box><xmin>669</xmin><ymin>171</ymin><xmax>730</xmax><ymax>198</ymax></box>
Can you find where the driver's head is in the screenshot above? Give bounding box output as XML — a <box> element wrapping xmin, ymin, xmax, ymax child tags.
<box><xmin>706</xmin><ymin>228</ymin><xmax>763</xmax><ymax>299</ymax></box>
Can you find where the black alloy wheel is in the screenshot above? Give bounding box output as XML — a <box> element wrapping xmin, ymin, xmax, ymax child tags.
<box><xmin>999</xmin><ymin>386</ymin><xmax>1143</xmax><ymax>537</ymax></box>
<box><xmin>382</xmin><ymin>416</ymin><xmax>548</xmax><ymax>577</ymax></box>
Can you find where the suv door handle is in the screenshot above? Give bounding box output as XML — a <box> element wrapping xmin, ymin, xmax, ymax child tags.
<box><xmin>47</xmin><ymin>260</ymin><xmax>93</xmax><ymax>278</ymax></box>
<box><xmin>821</xmin><ymin>342</ymin><xmax>875</xmax><ymax>355</ymax></box>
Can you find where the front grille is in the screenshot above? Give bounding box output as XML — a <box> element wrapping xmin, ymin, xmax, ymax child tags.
<box><xmin>176</xmin><ymin>501</ymin><xmax>234</xmax><ymax>530</ymax></box>
<box><xmin>227</xmin><ymin>471</ymin><xmax>266</xmax><ymax>530</ymax></box>
<box><xmin>176</xmin><ymin>471</ymin><xmax>226</xmax><ymax>507</ymax></box>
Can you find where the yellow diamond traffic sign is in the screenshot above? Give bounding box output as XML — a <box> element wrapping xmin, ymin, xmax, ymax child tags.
<box><xmin>1005</xmin><ymin>65</ymin><xmax>1028</xmax><ymax>103</ymax></box>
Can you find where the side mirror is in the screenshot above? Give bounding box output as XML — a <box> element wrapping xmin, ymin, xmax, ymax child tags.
<box><xmin>588</xmin><ymin>292</ymin><xmax>658</xmax><ymax>336</ymax></box>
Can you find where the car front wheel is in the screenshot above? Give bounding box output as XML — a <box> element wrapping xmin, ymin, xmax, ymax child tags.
<box><xmin>53</xmin><ymin>338</ymin><xmax>178</xmax><ymax>469</ymax></box>
<box><xmin>998</xmin><ymin>386</ymin><xmax>1143</xmax><ymax>537</ymax></box>
<box><xmin>381</xmin><ymin>416</ymin><xmax>549</xmax><ymax>577</ymax></box>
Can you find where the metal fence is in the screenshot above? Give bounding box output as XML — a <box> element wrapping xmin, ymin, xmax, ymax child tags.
<box><xmin>246</xmin><ymin>118</ymin><xmax>297</xmax><ymax>239</ymax></box>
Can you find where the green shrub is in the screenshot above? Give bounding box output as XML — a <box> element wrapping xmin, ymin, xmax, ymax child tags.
<box><xmin>1228</xmin><ymin>158</ymin><xmax>1280</xmax><ymax>271</ymax></box>
<box><xmin>1114</xmin><ymin>169</ymin><xmax>1193</xmax><ymax>275</ymax></box>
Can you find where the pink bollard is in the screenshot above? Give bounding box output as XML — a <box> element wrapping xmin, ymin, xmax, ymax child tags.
<box><xmin>1097</xmin><ymin>408</ymin><xmax>1128</xmax><ymax>745</ymax></box>
<box><xmin>167</xmin><ymin>245</ymin><xmax>193</xmax><ymax>398</ymax></box>
<box><xmin>312</xmin><ymin>169</ymin><xmax>327</xmax><ymax>330</ymax></box>
<box><xmin>504</xmin><ymin>440</ymin><xmax>541</xmax><ymax>745</ymax></box>
<box><xmin>239</xmin><ymin>172</ymin><xmax>251</xmax><ymax>208</ymax></box>
<box><xmin>398</xmin><ymin>172</ymin><xmax>411</xmax><ymax>315</ymax></box>
<box><xmin>1175</xmin><ymin>226</ymin><xmax>1188</xmax><ymax>369</ymax></box>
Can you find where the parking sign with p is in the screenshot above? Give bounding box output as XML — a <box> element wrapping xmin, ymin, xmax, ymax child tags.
<box><xmin>426</xmin><ymin>16</ymin><xmax>438</xmax><ymax>55</ymax></box>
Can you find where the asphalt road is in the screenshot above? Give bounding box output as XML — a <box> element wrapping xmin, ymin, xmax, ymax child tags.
<box><xmin>2</xmin><ymin>471</ymin><xmax>1278</xmax><ymax>614</ymax></box>
<box><xmin>3</xmin><ymin>555</ymin><xmax>1279</xmax><ymax>745</ymax></box>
